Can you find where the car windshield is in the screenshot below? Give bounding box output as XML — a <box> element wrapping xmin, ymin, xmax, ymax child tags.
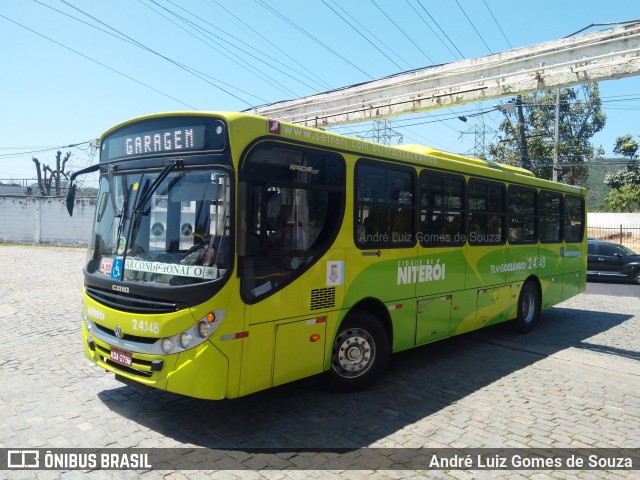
<box><xmin>86</xmin><ymin>166</ymin><xmax>232</xmax><ymax>286</ymax></box>
<box><xmin>619</xmin><ymin>245</ymin><xmax>638</xmax><ymax>256</ymax></box>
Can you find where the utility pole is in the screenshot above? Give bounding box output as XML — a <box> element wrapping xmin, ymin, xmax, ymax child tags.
<box><xmin>553</xmin><ymin>89</ymin><xmax>561</xmax><ymax>182</ymax></box>
<box><xmin>515</xmin><ymin>95</ymin><xmax>530</xmax><ymax>170</ymax></box>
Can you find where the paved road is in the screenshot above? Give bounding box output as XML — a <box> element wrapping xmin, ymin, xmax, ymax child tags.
<box><xmin>1</xmin><ymin>245</ymin><xmax>639</xmax><ymax>479</ymax></box>
<box><xmin>586</xmin><ymin>279</ymin><xmax>640</xmax><ymax>297</ymax></box>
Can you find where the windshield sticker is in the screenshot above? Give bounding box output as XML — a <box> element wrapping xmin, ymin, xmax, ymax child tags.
<box><xmin>111</xmin><ymin>258</ymin><xmax>124</xmax><ymax>281</ymax></box>
<box><xmin>125</xmin><ymin>259</ymin><xmax>218</xmax><ymax>280</ymax></box>
<box><xmin>100</xmin><ymin>257</ymin><xmax>114</xmax><ymax>275</ymax></box>
<box><xmin>117</xmin><ymin>236</ymin><xmax>127</xmax><ymax>255</ymax></box>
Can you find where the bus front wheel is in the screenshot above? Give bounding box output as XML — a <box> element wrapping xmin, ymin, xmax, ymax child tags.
<box><xmin>324</xmin><ymin>311</ymin><xmax>390</xmax><ymax>392</ymax></box>
<box><xmin>514</xmin><ymin>281</ymin><xmax>540</xmax><ymax>333</ymax></box>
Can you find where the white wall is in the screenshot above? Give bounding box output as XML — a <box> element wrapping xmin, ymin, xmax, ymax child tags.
<box><xmin>0</xmin><ymin>196</ymin><xmax>96</xmax><ymax>245</ymax></box>
<box><xmin>588</xmin><ymin>212</ymin><xmax>640</xmax><ymax>226</ymax></box>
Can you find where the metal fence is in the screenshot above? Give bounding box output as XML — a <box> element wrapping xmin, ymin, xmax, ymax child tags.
<box><xmin>587</xmin><ymin>225</ymin><xmax>640</xmax><ymax>251</ymax></box>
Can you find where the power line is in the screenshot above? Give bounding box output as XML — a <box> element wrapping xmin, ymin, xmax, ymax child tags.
<box><xmin>141</xmin><ymin>0</ymin><xmax>299</xmax><ymax>99</ymax></box>
<box><xmin>253</xmin><ymin>0</ymin><xmax>374</xmax><ymax>80</ymax></box>
<box><xmin>321</xmin><ymin>0</ymin><xmax>408</xmax><ymax>71</ymax></box>
<box><xmin>369</xmin><ymin>0</ymin><xmax>435</xmax><ymax>64</ymax></box>
<box><xmin>207</xmin><ymin>0</ymin><xmax>333</xmax><ymax>91</ymax></box>
<box><xmin>455</xmin><ymin>0</ymin><xmax>492</xmax><ymax>54</ymax></box>
<box><xmin>414</xmin><ymin>0</ymin><xmax>466</xmax><ymax>59</ymax></box>
<box><xmin>39</xmin><ymin>0</ymin><xmax>265</xmax><ymax>105</ymax></box>
<box><xmin>0</xmin><ymin>142</ymin><xmax>91</xmax><ymax>159</ymax></box>
<box><xmin>482</xmin><ymin>0</ymin><xmax>512</xmax><ymax>49</ymax></box>
<box><xmin>0</xmin><ymin>12</ymin><xmax>197</xmax><ymax>109</ymax></box>
<box><xmin>161</xmin><ymin>0</ymin><xmax>322</xmax><ymax>94</ymax></box>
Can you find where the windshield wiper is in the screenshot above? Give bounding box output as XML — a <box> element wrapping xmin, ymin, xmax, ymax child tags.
<box><xmin>133</xmin><ymin>159</ymin><xmax>182</xmax><ymax>215</ymax></box>
<box><xmin>115</xmin><ymin>183</ymin><xmax>133</xmax><ymax>247</ymax></box>
<box><xmin>125</xmin><ymin>159</ymin><xmax>182</xmax><ymax>258</ymax></box>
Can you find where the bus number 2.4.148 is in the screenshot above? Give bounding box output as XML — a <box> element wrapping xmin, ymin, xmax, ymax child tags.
<box><xmin>132</xmin><ymin>319</ymin><xmax>159</xmax><ymax>335</ymax></box>
<box><xmin>528</xmin><ymin>256</ymin><xmax>546</xmax><ymax>269</ymax></box>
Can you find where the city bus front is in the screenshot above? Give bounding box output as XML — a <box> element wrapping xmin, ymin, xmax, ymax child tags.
<box><xmin>70</xmin><ymin>114</ymin><xmax>239</xmax><ymax>399</ymax></box>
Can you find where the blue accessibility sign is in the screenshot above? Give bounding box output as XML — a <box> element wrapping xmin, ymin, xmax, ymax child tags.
<box><xmin>111</xmin><ymin>258</ymin><xmax>123</xmax><ymax>281</ymax></box>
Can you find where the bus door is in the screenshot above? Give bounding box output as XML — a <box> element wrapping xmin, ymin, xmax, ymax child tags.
<box><xmin>561</xmin><ymin>195</ymin><xmax>586</xmax><ymax>300</ymax></box>
<box><xmin>237</xmin><ymin>143</ymin><xmax>346</xmax><ymax>395</ymax></box>
<box><xmin>415</xmin><ymin>171</ymin><xmax>467</xmax><ymax>342</ymax></box>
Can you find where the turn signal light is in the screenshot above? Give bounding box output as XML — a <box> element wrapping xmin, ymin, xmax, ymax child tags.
<box><xmin>310</xmin><ymin>334</ymin><xmax>321</xmax><ymax>342</ymax></box>
<box><xmin>207</xmin><ymin>312</ymin><xmax>216</xmax><ymax>323</ymax></box>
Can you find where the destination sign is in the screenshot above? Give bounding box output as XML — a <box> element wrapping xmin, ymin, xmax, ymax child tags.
<box><xmin>108</xmin><ymin>126</ymin><xmax>205</xmax><ymax>158</ymax></box>
<box><xmin>101</xmin><ymin>117</ymin><xmax>227</xmax><ymax>161</ymax></box>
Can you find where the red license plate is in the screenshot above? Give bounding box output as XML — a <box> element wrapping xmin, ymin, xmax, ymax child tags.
<box><xmin>110</xmin><ymin>347</ymin><xmax>132</xmax><ymax>368</ymax></box>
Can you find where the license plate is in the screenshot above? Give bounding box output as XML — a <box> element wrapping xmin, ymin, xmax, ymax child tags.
<box><xmin>110</xmin><ymin>347</ymin><xmax>132</xmax><ymax>368</ymax></box>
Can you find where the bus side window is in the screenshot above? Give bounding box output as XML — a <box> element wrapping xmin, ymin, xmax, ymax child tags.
<box><xmin>355</xmin><ymin>162</ymin><xmax>415</xmax><ymax>248</ymax></box>
<box><xmin>508</xmin><ymin>186</ymin><xmax>537</xmax><ymax>244</ymax></box>
<box><xmin>539</xmin><ymin>191</ymin><xmax>563</xmax><ymax>243</ymax></box>
<box><xmin>468</xmin><ymin>179</ymin><xmax>506</xmax><ymax>245</ymax></box>
<box><xmin>564</xmin><ymin>194</ymin><xmax>585</xmax><ymax>243</ymax></box>
<box><xmin>419</xmin><ymin>170</ymin><xmax>465</xmax><ymax>246</ymax></box>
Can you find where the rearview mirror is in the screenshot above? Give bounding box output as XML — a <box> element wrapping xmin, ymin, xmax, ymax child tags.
<box><xmin>66</xmin><ymin>183</ymin><xmax>77</xmax><ymax>216</ymax></box>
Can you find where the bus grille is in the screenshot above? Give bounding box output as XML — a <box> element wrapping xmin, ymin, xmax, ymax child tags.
<box><xmin>310</xmin><ymin>287</ymin><xmax>336</xmax><ymax>310</ymax></box>
<box><xmin>94</xmin><ymin>322</ymin><xmax>157</xmax><ymax>344</ymax></box>
<box><xmin>85</xmin><ymin>285</ymin><xmax>179</xmax><ymax>314</ymax></box>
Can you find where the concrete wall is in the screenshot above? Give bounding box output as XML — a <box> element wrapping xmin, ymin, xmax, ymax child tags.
<box><xmin>0</xmin><ymin>196</ymin><xmax>96</xmax><ymax>245</ymax></box>
<box><xmin>588</xmin><ymin>212</ymin><xmax>640</xmax><ymax>226</ymax></box>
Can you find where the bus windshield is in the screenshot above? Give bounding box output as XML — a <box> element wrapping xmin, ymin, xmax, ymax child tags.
<box><xmin>86</xmin><ymin>165</ymin><xmax>232</xmax><ymax>287</ymax></box>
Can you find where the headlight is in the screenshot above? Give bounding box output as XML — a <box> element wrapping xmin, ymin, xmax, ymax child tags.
<box><xmin>156</xmin><ymin>310</ymin><xmax>225</xmax><ymax>355</ymax></box>
<box><xmin>197</xmin><ymin>321</ymin><xmax>210</xmax><ymax>338</ymax></box>
<box><xmin>161</xmin><ymin>338</ymin><xmax>173</xmax><ymax>354</ymax></box>
<box><xmin>180</xmin><ymin>332</ymin><xmax>192</xmax><ymax>349</ymax></box>
<box><xmin>83</xmin><ymin>316</ymin><xmax>92</xmax><ymax>331</ymax></box>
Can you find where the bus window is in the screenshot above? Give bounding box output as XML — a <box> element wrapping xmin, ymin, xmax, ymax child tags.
<box><xmin>564</xmin><ymin>195</ymin><xmax>585</xmax><ymax>243</ymax></box>
<box><xmin>539</xmin><ymin>191</ymin><xmax>563</xmax><ymax>243</ymax></box>
<box><xmin>468</xmin><ymin>179</ymin><xmax>506</xmax><ymax>245</ymax></box>
<box><xmin>355</xmin><ymin>162</ymin><xmax>415</xmax><ymax>248</ymax></box>
<box><xmin>419</xmin><ymin>171</ymin><xmax>465</xmax><ymax>246</ymax></box>
<box><xmin>508</xmin><ymin>186</ymin><xmax>537</xmax><ymax>244</ymax></box>
<box><xmin>240</xmin><ymin>144</ymin><xmax>344</xmax><ymax>302</ymax></box>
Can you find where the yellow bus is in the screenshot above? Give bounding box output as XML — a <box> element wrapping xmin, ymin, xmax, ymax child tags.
<box><xmin>67</xmin><ymin>112</ymin><xmax>587</xmax><ymax>399</ymax></box>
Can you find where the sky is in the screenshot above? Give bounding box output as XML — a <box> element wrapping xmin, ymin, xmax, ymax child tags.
<box><xmin>1</xmin><ymin>0</ymin><xmax>640</xmax><ymax>184</ymax></box>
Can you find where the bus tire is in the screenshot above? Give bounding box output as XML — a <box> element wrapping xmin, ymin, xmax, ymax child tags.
<box><xmin>324</xmin><ymin>311</ymin><xmax>390</xmax><ymax>392</ymax></box>
<box><xmin>513</xmin><ymin>280</ymin><xmax>540</xmax><ymax>333</ymax></box>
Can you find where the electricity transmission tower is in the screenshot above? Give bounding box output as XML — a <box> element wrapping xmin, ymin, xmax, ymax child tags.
<box><xmin>461</xmin><ymin>122</ymin><xmax>496</xmax><ymax>157</ymax></box>
<box><xmin>358</xmin><ymin>119</ymin><xmax>403</xmax><ymax>145</ymax></box>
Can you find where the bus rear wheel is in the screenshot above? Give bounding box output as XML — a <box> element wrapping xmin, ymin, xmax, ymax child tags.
<box><xmin>513</xmin><ymin>280</ymin><xmax>540</xmax><ymax>333</ymax></box>
<box><xmin>324</xmin><ymin>311</ymin><xmax>390</xmax><ymax>392</ymax></box>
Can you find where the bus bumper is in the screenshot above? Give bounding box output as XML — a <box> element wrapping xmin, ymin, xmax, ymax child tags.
<box><xmin>82</xmin><ymin>322</ymin><xmax>229</xmax><ymax>400</ymax></box>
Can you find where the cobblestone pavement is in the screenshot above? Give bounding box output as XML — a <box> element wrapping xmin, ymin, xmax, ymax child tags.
<box><xmin>0</xmin><ymin>245</ymin><xmax>639</xmax><ymax>479</ymax></box>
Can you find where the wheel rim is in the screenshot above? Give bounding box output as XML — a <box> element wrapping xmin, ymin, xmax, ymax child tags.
<box><xmin>521</xmin><ymin>289</ymin><xmax>536</xmax><ymax>324</ymax></box>
<box><xmin>332</xmin><ymin>327</ymin><xmax>376</xmax><ymax>378</ymax></box>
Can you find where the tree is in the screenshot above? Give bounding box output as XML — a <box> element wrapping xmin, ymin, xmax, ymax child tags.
<box><xmin>612</xmin><ymin>133</ymin><xmax>639</xmax><ymax>161</ymax></box>
<box><xmin>486</xmin><ymin>83</ymin><xmax>606</xmax><ymax>186</ymax></box>
<box><xmin>605</xmin><ymin>184</ymin><xmax>640</xmax><ymax>212</ymax></box>
<box><xmin>32</xmin><ymin>150</ymin><xmax>71</xmax><ymax>196</ymax></box>
<box><xmin>603</xmin><ymin>134</ymin><xmax>640</xmax><ymax>212</ymax></box>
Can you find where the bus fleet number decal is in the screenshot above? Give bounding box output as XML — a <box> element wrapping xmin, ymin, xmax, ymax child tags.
<box><xmin>132</xmin><ymin>319</ymin><xmax>159</xmax><ymax>335</ymax></box>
